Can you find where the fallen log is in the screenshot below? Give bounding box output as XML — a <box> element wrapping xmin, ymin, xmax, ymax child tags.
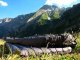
<box><xmin>6</xmin><ymin>43</ymin><xmax>72</xmax><ymax>56</ymax></box>
<box><xmin>5</xmin><ymin>36</ymin><xmax>46</xmax><ymax>47</ymax></box>
<box><xmin>5</xmin><ymin>33</ymin><xmax>76</xmax><ymax>47</ymax></box>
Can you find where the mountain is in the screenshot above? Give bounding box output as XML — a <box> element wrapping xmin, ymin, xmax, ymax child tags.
<box><xmin>27</xmin><ymin>5</ymin><xmax>63</xmax><ymax>23</ymax></box>
<box><xmin>17</xmin><ymin>5</ymin><xmax>66</xmax><ymax>37</ymax></box>
<box><xmin>0</xmin><ymin>5</ymin><xmax>65</xmax><ymax>37</ymax></box>
<box><xmin>1</xmin><ymin>4</ymin><xmax>76</xmax><ymax>37</ymax></box>
<box><xmin>53</xmin><ymin>3</ymin><xmax>80</xmax><ymax>33</ymax></box>
<box><xmin>0</xmin><ymin>18</ymin><xmax>12</xmax><ymax>24</ymax></box>
<box><xmin>18</xmin><ymin>4</ymin><xmax>80</xmax><ymax>37</ymax></box>
<box><xmin>0</xmin><ymin>13</ymin><xmax>35</xmax><ymax>37</ymax></box>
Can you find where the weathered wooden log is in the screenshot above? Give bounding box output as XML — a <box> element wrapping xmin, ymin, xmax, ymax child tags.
<box><xmin>5</xmin><ymin>33</ymin><xmax>76</xmax><ymax>47</ymax></box>
<box><xmin>6</xmin><ymin>43</ymin><xmax>72</xmax><ymax>56</ymax></box>
<box><xmin>5</xmin><ymin>36</ymin><xmax>47</xmax><ymax>47</ymax></box>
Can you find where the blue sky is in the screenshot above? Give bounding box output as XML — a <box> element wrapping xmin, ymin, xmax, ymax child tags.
<box><xmin>0</xmin><ymin>0</ymin><xmax>45</xmax><ymax>19</ymax></box>
<box><xmin>0</xmin><ymin>0</ymin><xmax>80</xmax><ymax>19</ymax></box>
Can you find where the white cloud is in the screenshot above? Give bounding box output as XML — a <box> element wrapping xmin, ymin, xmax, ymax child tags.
<box><xmin>0</xmin><ymin>0</ymin><xmax>8</xmax><ymax>6</ymax></box>
<box><xmin>45</xmin><ymin>0</ymin><xmax>78</xmax><ymax>7</ymax></box>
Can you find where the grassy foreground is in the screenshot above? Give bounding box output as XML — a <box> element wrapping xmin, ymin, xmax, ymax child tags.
<box><xmin>0</xmin><ymin>53</ymin><xmax>79</xmax><ymax>60</ymax></box>
<box><xmin>0</xmin><ymin>33</ymin><xmax>80</xmax><ymax>60</ymax></box>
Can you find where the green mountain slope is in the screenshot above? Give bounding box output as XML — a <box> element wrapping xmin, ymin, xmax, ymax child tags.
<box><xmin>1</xmin><ymin>3</ymin><xmax>80</xmax><ymax>37</ymax></box>
<box><xmin>54</xmin><ymin>3</ymin><xmax>80</xmax><ymax>33</ymax></box>
<box><xmin>17</xmin><ymin>5</ymin><xmax>65</xmax><ymax>37</ymax></box>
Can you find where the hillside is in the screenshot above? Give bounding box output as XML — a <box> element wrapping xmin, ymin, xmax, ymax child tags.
<box><xmin>0</xmin><ymin>13</ymin><xmax>35</xmax><ymax>37</ymax></box>
<box><xmin>0</xmin><ymin>5</ymin><xmax>65</xmax><ymax>37</ymax></box>
<box><xmin>54</xmin><ymin>3</ymin><xmax>80</xmax><ymax>33</ymax></box>
<box><xmin>19</xmin><ymin>3</ymin><xmax>80</xmax><ymax>37</ymax></box>
<box><xmin>17</xmin><ymin>5</ymin><xmax>65</xmax><ymax>37</ymax></box>
<box><xmin>1</xmin><ymin>3</ymin><xmax>80</xmax><ymax>37</ymax></box>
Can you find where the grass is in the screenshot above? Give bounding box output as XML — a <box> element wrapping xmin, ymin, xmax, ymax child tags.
<box><xmin>0</xmin><ymin>39</ymin><xmax>6</xmax><ymax>46</ymax></box>
<box><xmin>0</xmin><ymin>33</ymin><xmax>80</xmax><ymax>60</ymax></box>
<box><xmin>0</xmin><ymin>53</ymin><xmax>80</xmax><ymax>60</ymax></box>
<box><xmin>73</xmin><ymin>32</ymin><xmax>80</xmax><ymax>53</ymax></box>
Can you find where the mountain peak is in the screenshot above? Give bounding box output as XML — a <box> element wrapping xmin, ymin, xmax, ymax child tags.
<box><xmin>40</xmin><ymin>5</ymin><xmax>58</xmax><ymax>11</ymax></box>
<box><xmin>27</xmin><ymin>5</ymin><xmax>58</xmax><ymax>23</ymax></box>
<box><xmin>0</xmin><ymin>18</ymin><xmax>12</xmax><ymax>23</ymax></box>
